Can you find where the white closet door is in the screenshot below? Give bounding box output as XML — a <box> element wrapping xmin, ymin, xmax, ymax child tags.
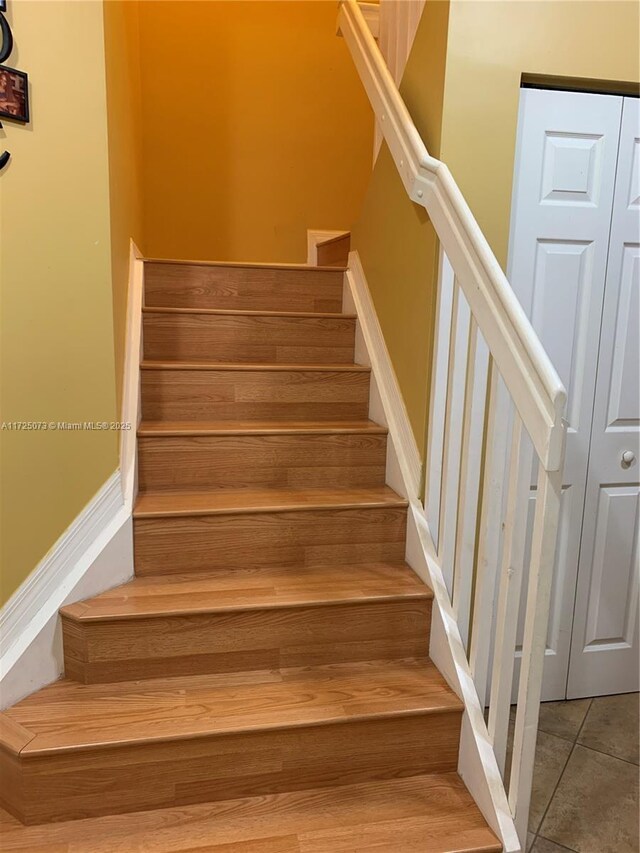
<box><xmin>567</xmin><ymin>97</ymin><xmax>640</xmax><ymax>699</ymax></box>
<box><xmin>507</xmin><ymin>88</ymin><xmax>623</xmax><ymax>699</ymax></box>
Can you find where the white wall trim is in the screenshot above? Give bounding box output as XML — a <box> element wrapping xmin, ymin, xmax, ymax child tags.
<box><xmin>0</xmin><ymin>472</ymin><xmax>122</xmax><ymax>668</ymax></box>
<box><xmin>0</xmin><ymin>240</ymin><xmax>144</xmax><ymax>707</ymax></box>
<box><xmin>344</xmin><ymin>249</ymin><xmax>521</xmax><ymax>853</ymax></box>
<box><xmin>0</xmin><ymin>475</ymin><xmax>133</xmax><ymax>707</ymax></box>
<box><xmin>344</xmin><ymin>251</ymin><xmax>421</xmax><ymax>499</ymax></box>
<box><xmin>306</xmin><ymin>229</ymin><xmax>349</xmax><ymax>266</ymax></box>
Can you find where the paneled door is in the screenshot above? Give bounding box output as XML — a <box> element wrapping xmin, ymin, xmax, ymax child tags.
<box><xmin>567</xmin><ymin>97</ymin><xmax>640</xmax><ymax>699</ymax></box>
<box><xmin>507</xmin><ymin>87</ymin><xmax>624</xmax><ymax>700</ymax></box>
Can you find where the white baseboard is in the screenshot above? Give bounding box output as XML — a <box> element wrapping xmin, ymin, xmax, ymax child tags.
<box><xmin>0</xmin><ymin>474</ymin><xmax>134</xmax><ymax>707</ymax></box>
<box><xmin>306</xmin><ymin>229</ymin><xmax>349</xmax><ymax>266</ymax></box>
<box><xmin>345</xmin><ymin>250</ymin><xmax>521</xmax><ymax>853</ymax></box>
<box><xmin>344</xmin><ymin>251</ymin><xmax>421</xmax><ymax>499</ymax></box>
<box><xmin>0</xmin><ymin>240</ymin><xmax>144</xmax><ymax>708</ymax></box>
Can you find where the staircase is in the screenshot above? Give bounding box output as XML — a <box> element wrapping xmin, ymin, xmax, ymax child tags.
<box><xmin>0</xmin><ymin>260</ymin><xmax>500</xmax><ymax>851</ymax></box>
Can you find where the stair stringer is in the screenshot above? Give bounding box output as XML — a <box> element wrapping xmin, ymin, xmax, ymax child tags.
<box><xmin>344</xmin><ymin>248</ymin><xmax>521</xmax><ymax>853</ymax></box>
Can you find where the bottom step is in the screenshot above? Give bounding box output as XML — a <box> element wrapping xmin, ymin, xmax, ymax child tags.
<box><xmin>0</xmin><ymin>773</ymin><xmax>501</xmax><ymax>852</ymax></box>
<box><xmin>0</xmin><ymin>659</ymin><xmax>462</xmax><ymax>824</ymax></box>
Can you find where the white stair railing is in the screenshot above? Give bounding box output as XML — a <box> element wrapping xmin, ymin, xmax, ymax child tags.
<box><xmin>339</xmin><ymin>1</ymin><xmax>567</xmax><ymax>844</ymax></box>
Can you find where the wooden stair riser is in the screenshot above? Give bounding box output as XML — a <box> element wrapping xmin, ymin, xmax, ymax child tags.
<box><xmin>133</xmin><ymin>507</ymin><xmax>408</xmax><ymax>576</ymax></box>
<box><xmin>3</xmin><ymin>712</ymin><xmax>461</xmax><ymax>824</ymax></box>
<box><xmin>143</xmin><ymin>312</ymin><xmax>356</xmax><ymax>364</ymax></box>
<box><xmin>316</xmin><ymin>233</ymin><xmax>351</xmax><ymax>268</ymax></box>
<box><xmin>144</xmin><ymin>263</ymin><xmax>344</xmax><ymax>313</ymax></box>
<box><xmin>141</xmin><ymin>368</ymin><xmax>370</xmax><ymax>422</ymax></box>
<box><xmin>62</xmin><ymin>599</ymin><xmax>432</xmax><ymax>683</ymax></box>
<box><xmin>138</xmin><ymin>432</ymin><xmax>387</xmax><ymax>492</ymax></box>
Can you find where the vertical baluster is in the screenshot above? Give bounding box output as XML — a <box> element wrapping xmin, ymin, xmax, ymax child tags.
<box><xmin>468</xmin><ymin>363</ymin><xmax>511</xmax><ymax>706</ymax></box>
<box><xmin>452</xmin><ymin>319</ymin><xmax>489</xmax><ymax>651</ymax></box>
<box><xmin>395</xmin><ymin>0</ymin><xmax>409</xmax><ymax>84</ymax></box>
<box><xmin>487</xmin><ymin>414</ymin><xmax>533</xmax><ymax>772</ymax></box>
<box><xmin>438</xmin><ymin>283</ymin><xmax>471</xmax><ymax>596</ymax></box>
<box><xmin>408</xmin><ymin>0</ymin><xmax>425</xmax><ymax>39</ymax></box>
<box><xmin>424</xmin><ymin>249</ymin><xmax>455</xmax><ymax>549</ymax></box>
<box><xmin>509</xmin><ymin>465</ymin><xmax>563</xmax><ymax>843</ymax></box>
<box><xmin>381</xmin><ymin>0</ymin><xmax>398</xmax><ymax>83</ymax></box>
<box><xmin>374</xmin><ymin>0</ymin><xmax>394</xmax><ymax>160</ymax></box>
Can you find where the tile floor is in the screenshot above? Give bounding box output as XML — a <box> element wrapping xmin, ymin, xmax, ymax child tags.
<box><xmin>521</xmin><ymin>692</ymin><xmax>639</xmax><ymax>853</ymax></box>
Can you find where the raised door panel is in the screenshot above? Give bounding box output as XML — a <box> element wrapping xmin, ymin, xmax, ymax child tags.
<box><xmin>530</xmin><ymin>240</ymin><xmax>595</xmax><ymax>430</ymax></box>
<box><xmin>605</xmin><ymin>247</ymin><xmax>640</xmax><ymax>430</ymax></box>
<box><xmin>582</xmin><ymin>486</ymin><xmax>639</xmax><ymax>650</ymax></box>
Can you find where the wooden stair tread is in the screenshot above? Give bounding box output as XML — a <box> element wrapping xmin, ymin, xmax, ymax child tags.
<box><xmin>138</xmin><ymin>419</ymin><xmax>387</xmax><ymax>436</ymax></box>
<box><xmin>61</xmin><ymin>562</ymin><xmax>432</xmax><ymax>621</ymax></box>
<box><xmin>134</xmin><ymin>486</ymin><xmax>407</xmax><ymax>518</ymax></box>
<box><xmin>3</xmin><ymin>659</ymin><xmax>462</xmax><ymax>756</ymax></box>
<box><xmin>142</xmin><ymin>305</ymin><xmax>356</xmax><ymax>319</ymax></box>
<box><xmin>0</xmin><ymin>773</ymin><xmax>501</xmax><ymax>852</ymax></box>
<box><xmin>141</xmin><ymin>360</ymin><xmax>370</xmax><ymax>372</ymax></box>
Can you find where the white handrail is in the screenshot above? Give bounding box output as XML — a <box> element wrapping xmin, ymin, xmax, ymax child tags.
<box><xmin>339</xmin><ymin>0</ymin><xmax>566</xmax><ymax>471</ymax></box>
<box><xmin>339</xmin><ymin>1</ymin><xmax>568</xmax><ymax>848</ymax></box>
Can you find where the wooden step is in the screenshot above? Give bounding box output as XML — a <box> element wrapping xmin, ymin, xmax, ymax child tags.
<box><xmin>137</xmin><ymin>429</ymin><xmax>387</xmax><ymax>492</ymax></box>
<box><xmin>144</xmin><ymin>260</ymin><xmax>345</xmax><ymax>313</ymax></box>
<box><xmin>0</xmin><ymin>659</ymin><xmax>463</xmax><ymax>824</ymax></box>
<box><xmin>60</xmin><ymin>563</ymin><xmax>432</xmax><ymax>682</ymax></box>
<box><xmin>133</xmin><ymin>485</ymin><xmax>406</xmax><ymax>518</ymax></box>
<box><xmin>142</xmin><ymin>308</ymin><xmax>356</xmax><ymax>364</ymax></box>
<box><xmin>0</xmin><ymin>773</ymin><xmax>501</xmax><ymax>852</ymax></box>
<box><xmin>133</xmin><ymin>487</ymin><xmax>407</xmax><ymax>576</ymax></box>
<box><xmin>140</xmin><ymin>362</ymin><xmax>370</xmax><ymax>423</ymax></box>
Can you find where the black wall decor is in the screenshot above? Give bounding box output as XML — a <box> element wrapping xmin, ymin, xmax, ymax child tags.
<box><xmin>0</xmin><ymin>0</ymin><xmax>29</xmax><ymax>171</ymax></box>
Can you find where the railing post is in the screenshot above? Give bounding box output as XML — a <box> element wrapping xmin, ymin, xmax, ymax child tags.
<box><xmin>453</xmin><ymin>317</ymin><xmax>489</xmax><ymax>650</ymax></box>
<box><xmin>508</xmin><ymin>464</ymin><xmax>563</xmax><ymax>843</ymax></box>
<box><xmin>424</xmin><ymin>247</ymin><xmax>454</xmax><ymax>548</ymax></box>
<box><xmin>438</xmin><ymin>283</ymin><xmax>471</xmax><ymax>596</ymax></box>
<box><xmin>468</xmin><ymin>363</ymin><xmax>510</xmax><ymax>706</ymax></box>
<box><xmin>487</xmin><ymin>414</ymin><xmax>533</xmax><ymax>771</ymax></box>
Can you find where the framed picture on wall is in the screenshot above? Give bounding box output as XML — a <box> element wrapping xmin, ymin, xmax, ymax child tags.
<box><xmin>0</xmin><ymin>64</ymin><xmax>28</xmax><ymax>122</ymax></box>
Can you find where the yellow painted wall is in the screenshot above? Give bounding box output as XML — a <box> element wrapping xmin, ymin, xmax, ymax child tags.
<box><xmin>103</xmin><ymin>0</ymin><xmax>144</xmax><ymax>410</ymax></box>
<box><xmin>0</xmin><ymin>1</ymin><xmax>119</xmax><ymax>605</ymax></box>
<box><xmin>352</xmin><ymin>0</ymin><xmax>450</xmax><ymax>448</ymax></box>
<box><xmin>137</xmin><ymin>0</ymin><xmax>373</xmax><ymax>263</ymax></box>
<box><xmin>353</xmin><ymin>0</ymin><xmax>640</xmax><ymax>453</ymax></box>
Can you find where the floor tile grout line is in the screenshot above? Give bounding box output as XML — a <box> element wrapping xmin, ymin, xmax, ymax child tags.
<box><xmin>534</xmin><ymin>834</ymin><xmax>579</xmax><ymax>853</ymax></box>
<box><xmin>536</xmin><ymin>727</ymin><xmax>579</xmax><ymax>746</ymax></box>
<box><xmin>532</xmin><ymin>698</ymin><xmax>594</xmax><ymax>845</ymax></box>
<box><xmin>573</xmin><ymin>740</ymin><xmax>640</xmax><ymax>767</ymax></box>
